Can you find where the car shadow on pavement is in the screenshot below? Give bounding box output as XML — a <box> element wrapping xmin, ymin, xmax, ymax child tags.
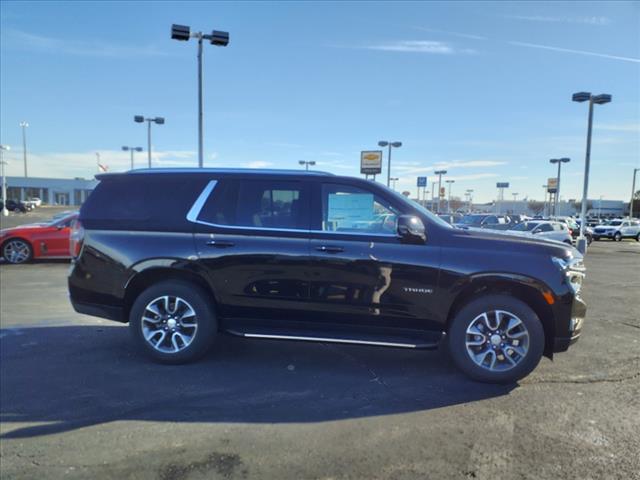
<box><xmin>0</xmin><ymin>325</ymin><xmax>514</xmax><ymax>439</ymax></box>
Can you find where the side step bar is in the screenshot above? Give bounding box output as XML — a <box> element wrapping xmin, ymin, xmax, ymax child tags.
<box><xmin>225</xmin><ymin>327</ymin><xmax>443</xmax><ymax>350</ymax></box>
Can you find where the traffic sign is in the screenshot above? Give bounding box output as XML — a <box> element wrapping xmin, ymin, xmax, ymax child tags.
<box><xmin>417</xmin><ymin>176</ymin><xmax>427</xmax><ymax>187</ymax></box>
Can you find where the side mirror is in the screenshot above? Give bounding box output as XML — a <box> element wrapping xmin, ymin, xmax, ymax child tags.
<box><xmin>397</xmin><ymin>215</ymin><xmax>426</xmax><ymax>243</ymax></box>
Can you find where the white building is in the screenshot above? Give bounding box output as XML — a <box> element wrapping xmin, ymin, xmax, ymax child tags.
<box><xmin>1</xmin><ymin>176</ymin><xmax>98</xmax><ymax>205</ymax></box>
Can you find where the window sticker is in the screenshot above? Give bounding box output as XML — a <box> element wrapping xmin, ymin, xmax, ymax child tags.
<box><xmin>327</xmin><ymin>193</ymin><xmax>374</xmax><ymax>231</ymax></box>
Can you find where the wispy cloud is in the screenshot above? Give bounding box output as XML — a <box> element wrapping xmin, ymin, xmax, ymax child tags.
<box><xmin>413</xmin><ymin>26</ymin><xmax>487</xmax><ymax>41</ymax></box>
<box><xmin>2</xmin><ymin>29</ymin><xmax>168</xmax><ymax>57</ymax></box>
<box><xmin>356</xmin><ymin>41</ymin><xmax>476</xmax><ymax>55</ymax></box>
<box><xmin>395</xmin><ymin>160</ymin><xmax>507</xmax><ymax>174</ymax></box>
<box><xmin>504</xmin><ymin>15</ymin><xmax>612</xmax><ymax>26</ymax></box>
<box><xmin>244</xmin><ymin>161</ymin><xmax>273</xmax><ymax>169</ymax></box>
<box><xmin>1</xmin><ymin>150</ymin><xmax>197</xmax><ymax>178</ymax></box>
<box><xmin>509</xmin><ymin>41</ymin><xmax>640</xmax><ymax>63</ymax></box>
<box><xmin>595</xmin><ymin>123</ymin><xmax>640</xmax><ymax>133</ymax></box>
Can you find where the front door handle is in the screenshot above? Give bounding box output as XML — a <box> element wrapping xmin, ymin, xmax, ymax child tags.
<box><xmin>205</xmin><ymin>240</ymin><xmax>235</xmax><ymax>248</ymax></box>
<box><xmin>316</xmin><ymin>245</ymin><xmax>344</xmax><ymax>253</ymax></box>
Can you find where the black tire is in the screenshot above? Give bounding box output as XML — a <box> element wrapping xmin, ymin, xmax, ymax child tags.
<box><xmin>636</xmin><ymin>233</ymin><xmax>640</xmax><ymax>242</ymax></box>
<box><xmin>614</xmin><ymin>232</ymin><xmax>622</xmax><ymax>242</ymax></box>
<box><xmin>448</xmin><ymin>295</ymin><xmax>545</xmax><ymax>384</ymax></box>
<box><xmin>593</xmin><ymin>236</ymin><xmax>600</xmax><ymax>241</ymax></box>
<box><xmin>587</xmin><ymin>234</ymin><xmax>593</xmax><ymax>246</ymax></box>
<box><xmin>2</xmin><ymin>238</ymin><xmax>33</xmax><ymax>264</ymax></box>
<box><xmin>129</xmin><ymin>280</ymin><xmax>217</xmax><ymax>364</ymax></box>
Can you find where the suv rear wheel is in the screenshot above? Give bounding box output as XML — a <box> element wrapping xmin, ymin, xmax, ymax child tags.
<box><xmin>448</xmin><ymin>295</ymin><xmax>544</xmax><ymax>384</ymax></box>
<box><xmin>129</xmin><ymin>280</ymin><xmax>217</xmax><ymax>364</ymax></box>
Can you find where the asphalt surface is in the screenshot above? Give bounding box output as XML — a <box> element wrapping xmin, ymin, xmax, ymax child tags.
<box><xmin>1</xmin><ymin>212</ymin><xmax>639</xmax><ymax>480</ymax></box>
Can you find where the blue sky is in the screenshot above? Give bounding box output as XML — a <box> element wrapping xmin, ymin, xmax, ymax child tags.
<box><xmin>1</xmin><ymin>1</ymin><xmax>639</xmax><ymax>202</ymax></box>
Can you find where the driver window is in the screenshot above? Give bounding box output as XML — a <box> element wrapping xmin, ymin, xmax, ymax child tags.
<box><xmin>321</xmin><ymin>183</ymin><xmax>399</xmax><ymax>234</ymax></box>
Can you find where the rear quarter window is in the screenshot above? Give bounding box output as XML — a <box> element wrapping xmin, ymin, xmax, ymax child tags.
<box><xmin>80</xmin><ymin>174</ymin><xmax>210</xmax><ymax>231</ymax></box>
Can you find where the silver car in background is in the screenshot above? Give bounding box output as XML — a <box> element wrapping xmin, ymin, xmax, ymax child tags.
<box><xmin>507</xmin><ymin>220</ymin><xmax>573</xmax><ymax>245</ymax></box>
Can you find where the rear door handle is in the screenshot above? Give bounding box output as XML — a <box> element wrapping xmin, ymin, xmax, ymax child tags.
<box><xmin>316</xmin><ymin>245</ymin><xmax>344</xmax><ymax>253</ymax></box>
<box><xmin>205</xmin><ymin>240</ymin><xmax>235</xmax><ymax>248</ymax></box>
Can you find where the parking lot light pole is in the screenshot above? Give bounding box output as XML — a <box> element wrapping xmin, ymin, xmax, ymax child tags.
<box><xmin>171</xmin><ymin>24</ymin><xmax>230</xmax><ymax>168</ymax></box>
<box><xmin>446</xmin><ymin>179</ymin><xmax>455</xmax><ymax>213</ymax></box>
<box><xmin>549</xmin><ymin>157</ymin><xmax>570</xmax><ymax>216</ymax></box>
<box><xmin>377</xmin><ymin>141</ymin><xmax>402</xmax><ymax>187</ymax></box>
<box><xmin>1</xmin><ymin>145</ymin><xmax>10</xmax><ymax>216</ymax></box>
<box><xmin>122</xmin><ymin>146</ymin><xmax>143</xmax><ymax>170</ymax></box>
<box><xmin>134</xmin><ymin>116</ymin><xmax>164</xmax><ymax>168</ymax></box>
<box><xmin>466</xmin><ymin>189</ymin><xmax>473</xmax><ymax>213</ymax></box>
<box><xmin>630</xmin><ymin>168</ymin><xmax>640</xmax><ymax>219</ymax></box>
<box><xmin>434</xmin><ymin>170</ymin><xmax>447</xmax><ymax>213</ymax></box>
<box><xmin>573</xmin><ymin>92</ymin><xmax>612</xmax><ymax>253</ymax></box>
<box><xmin>542</xmin><ymin>185</ymin><xmax>548</xmax><ymax>217</ymax></box>
<box><xmin>298</xmin><ymin>160</ymin><xmax>316</xmax><ymax>171</ymax></box>
<box><xmin>19</xmin><ymin>121</ymin><xmax>28</xmax><ymax>177</ymax></box>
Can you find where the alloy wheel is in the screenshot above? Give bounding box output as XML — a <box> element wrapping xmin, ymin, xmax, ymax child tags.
<box><xmin>141</xmin><ymin>295</ymin><xmax>198</xmax><ymax>353</ymax></box>
<box><xmin>3</xmin><ymin>240</ymin><xmax>31</xmax><ymax>264</ymax></box>
<box><xmin>465</xmin><ymin>310</ymin><xmax>530</xmax><ymax>372</ymax></box>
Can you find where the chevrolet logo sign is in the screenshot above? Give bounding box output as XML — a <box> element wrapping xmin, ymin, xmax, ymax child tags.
<box><xmin>363</xmin><ymin>154</ymin><xmax>380</xmax><ymax>160</ymax></box>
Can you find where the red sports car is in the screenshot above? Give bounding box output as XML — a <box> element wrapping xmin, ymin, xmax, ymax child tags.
<box><xmin>0</xmin><ymin>212</ymin><xmax>78</xmax><ymax>264</ymax></box>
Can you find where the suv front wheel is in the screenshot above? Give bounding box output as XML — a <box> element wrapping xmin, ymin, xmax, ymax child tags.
<box><xmin>129</xmin><ymin>280</ymin><xmax>217</xmax><ymax>364</ymax></box>
<box><xmin>448</xmin><ymin>295</ymin><xmax>544</xmax><ymax>384</ymax></box>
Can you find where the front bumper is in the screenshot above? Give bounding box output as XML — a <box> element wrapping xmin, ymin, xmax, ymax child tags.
<box><xmin>553</xmin><ymin>295</ymin><xmax>586</xmax><ymax>352</ymax></box>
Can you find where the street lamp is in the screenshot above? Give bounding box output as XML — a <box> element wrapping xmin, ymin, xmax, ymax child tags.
<box><xmin>465</xmin><ymin>189</ymin><xmax>473</xmax><ymax>213</ymax></box>
<box><xmin>445</xmin><ymin>179</ymin><xmax>455</xmax><ymax>213</ymax></box>
<box><xmin>542</xmin><ymin>185</ymin><xmax>548</xmax><ymax>217</ymax></box>
<box><xmin>298</xmin><ymin>160</ymin><xmax>316</xmax><ymax>171</ymax></box>
<box><xmin>134</xmin><ymin>115</ymin><xmax>165</xmax><ymax>168</ymax></box>
<box><xmin>390</xmin><ymin>177</ymin><xmax>399</xmax><ymax>190</ymax></box>
<box><xmin>549</xmin><ymin>157</ymin><xmax>570</xmax><ymax>216</ymax></box>
<box><xmin>171</xmin><ymin>24</ymin><xmax>230</xmax><ymax>168</ymax></box>
<box><xmin>630</xmin><ymin>168</ymin><xmax>640</xmax><ymax>219</ymax></box>
<box><xmin>434</xmin><ymin>169</ymin><xmax>447</xmax><ymax>213</ymax></box>
<box><xmin>122</xmin><ymin>146</ymin><xmax>143</xmax><ymax>170</ymax></box>
<box><xmin>1</xmin><ymin>145</ymin><xmax>10</xmax><ymax>216</ymax></box>
<box><xmin>573</xmin><ymin>91</ymin><xmax>611</xmax><ymax>253</ymax></box>
<box><xmin>19</xmin><ymin>121</ymin><xmax>28</xmax><ymax>177</ymax></box>
<box><xmin>377</xmin><ymin>140</ymin><xmax>402</xmax><ymax>187</ymax></box>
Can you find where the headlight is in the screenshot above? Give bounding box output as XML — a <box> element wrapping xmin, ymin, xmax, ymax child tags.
<box><xmin>552</xmin><ymin>256</ymin><xmax>585</xmax><ymax>295</ymax></box>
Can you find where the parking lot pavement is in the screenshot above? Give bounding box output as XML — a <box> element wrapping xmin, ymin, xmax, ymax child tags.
<box><xmin>1</xmin><ymin>242</ymin><xmax>639</xmax><ymax>480</ymax></box>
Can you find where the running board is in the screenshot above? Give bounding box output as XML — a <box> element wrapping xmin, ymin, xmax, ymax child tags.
<box><xmin>225</xmin><ymin>325</ymin><xmax>443</xmax><ymax>350</ymax></box>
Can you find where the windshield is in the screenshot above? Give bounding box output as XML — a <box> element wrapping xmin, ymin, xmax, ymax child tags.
<box><xmin>511</xmin><ymin>222</ymin><xmax>538</xmax><ymax>231</ymax></box>
<box><xmin>460</xmin><ymin>215</ymin><xmax>485</xmax><ymax>225</ymax></box>
<box><xmin>605</xmin><ymin>221</ymin><xmax>622</xmax><ymax>226</ymax></box>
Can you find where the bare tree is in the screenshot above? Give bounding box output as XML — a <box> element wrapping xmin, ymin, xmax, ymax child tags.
<box><xmin>528</xmin><ymin>200</ymin><xmax>545</xmax><ymax>215</ymax></box>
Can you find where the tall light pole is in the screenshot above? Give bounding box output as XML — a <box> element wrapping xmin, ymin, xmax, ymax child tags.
<box><xmin>122</xmin><ymin>146</ymin><xmax>143</xmax><ymax>170</ymax></box>
<box><xmin>298</xmin><ymin>160</ymin><xmax>316</xmax><ymax>171</ymax></box>
<box><xmin>630</xmin><ymin>168</ymin><xmax>640</xmax><ymax>219</ymax></box>
<box><xmin>542</xmin><ymin>185</ymin><xmax>548</xmax><ymax>217</ymax></box>
<box><xmin>390</xmin><ymin>177</ymin><xmax>399</xmax><ymax>190</ymax></box>
<box><xmin>446</xmin><ymin>179</ymin><xmax>455</xmax><ymax>213</ymax></box>
<box><xmin>171</xmin><ymin>24</ymin><xmax>229</xmax><ymax>168</ymax></box>
<box><xmin>549</xmin><ymin>157</ymin><xmax>570</xmax><ymax>216</ymax></box>
<box><xmin>466</xmin><ymin>189</ymin><xmax>474</xmax><ymax>213</ymax></box>
<box><xmin>573</xmin><ymin>92</ymin><xmax>611</xmax><ymax>253</ymax></box>
<box><xmin>19</xmin><ymin>121</ymin><xmax>28</xmax><ymax>177</ymax></box>
<box><xmin>1</xmin><ymin>145</ymin><xmax>10</xmax><ymax>216</ymax></box>
<box><xmin>377</xmin><ymin>140</ymin><xmax>402</xmax><ymax>187</ymax></box>
<box><xmin>430</xmin><ymin>181</ymin><xmax>436</xmax><ymax>211</ymax></box>
<box><xmin>134</xmin><ymin>116</ymin><xmax>165</xmax><ymax>168</ymax></box>
<box><xmin>434</xmin><ymin>170</ymin><xmax>447</xmax><ymax>213</ymax></box>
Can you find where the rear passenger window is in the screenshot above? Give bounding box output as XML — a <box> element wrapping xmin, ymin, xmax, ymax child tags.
<box><xmin>197</xmin><ymin>180</ymin><xmax>309</xmax><ymax>230</ymax></box>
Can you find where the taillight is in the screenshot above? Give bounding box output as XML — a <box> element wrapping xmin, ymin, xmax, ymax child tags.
<box><xmin>70</xmin><ymin>219</ymin><xmax>85</xmax><ymax>257</ymax></box>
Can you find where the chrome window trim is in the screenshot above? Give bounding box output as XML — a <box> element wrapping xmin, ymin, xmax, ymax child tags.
<box><xmin>185</xmin><ymin>180</ymin><xmax>399</xmax><ymax>238</ymax></box>
<box><xmin>186</xmin><ymin>180</ymin><xmax>218</xmax><ymax>223</ymax></box>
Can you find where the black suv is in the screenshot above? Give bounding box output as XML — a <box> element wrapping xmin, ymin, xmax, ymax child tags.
<box><xmin>68</xmin><ymin>169</ymin><xmax>586</xmax><ymax>383</ymax></box>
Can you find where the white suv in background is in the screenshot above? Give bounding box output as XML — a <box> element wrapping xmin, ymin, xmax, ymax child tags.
<box><xmin>593</xmin><ymin>219</ymin><xmax>640</xmax><ymax>241</ymax></box>
<box><xmin>507</xmin><ymin>220</ymin><xmax>573</xmax><ymax>244</ymax></box>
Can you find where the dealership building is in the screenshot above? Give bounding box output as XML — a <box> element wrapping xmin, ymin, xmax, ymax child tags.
<box><xmin>1</xmin><ymin>176</ymin><xmax>98</xmax><ymax>206</ymax></box>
